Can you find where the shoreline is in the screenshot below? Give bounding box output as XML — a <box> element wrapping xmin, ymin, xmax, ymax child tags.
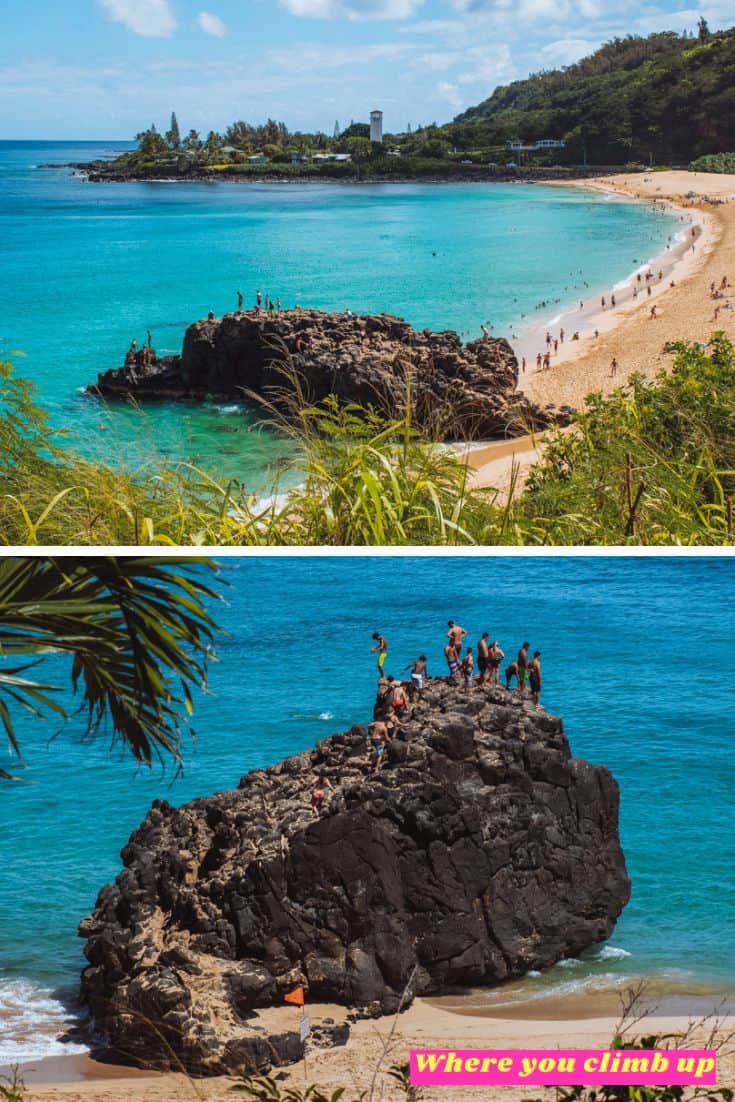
<box><xmin>509</xmin><ymin>185</ymin><xmax>700</xmax><ymax>372</ymax></box>
<box><xmin>468</xmin><ymin>170</ymin><xmax>735</xmax><ymax>491</ymax></box>
<box><xmin>10</xmin><ymin>996</ymin><xmax>735</xmax><ymax>1099</ymax></box>
<box><xmin>515</xmin><ymin>170</ymin><xmax>733</xmax><ymax>410</ymax></box>
<box><xmin>6</xmin><ymin>967</ymin><xmax>735</xmax><ymax>1090</ymax></box>
<box><xmin>55</xmin><ymin>160</ymin><xmax>630</xmax><ymax>187</ymax></box>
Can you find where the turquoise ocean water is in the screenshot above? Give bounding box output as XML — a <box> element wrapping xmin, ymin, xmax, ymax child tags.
<box><xmin>1</xmin><ymin>557</ymin><xmax>734</xmax><ymax>1063</ymax></box>
<box><xmin>0</xmin><ymin>141</ymin><xmax>682</xmax><ymax>484</ymax></box>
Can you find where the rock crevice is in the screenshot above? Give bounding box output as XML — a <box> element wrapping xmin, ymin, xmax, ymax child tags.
<box><xmin>79</xmin><ymin>680</ymin><xmax>629</xmax><ymax>1074</ymax></box>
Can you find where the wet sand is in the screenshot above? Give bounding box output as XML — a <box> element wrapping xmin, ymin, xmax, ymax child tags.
<box><xmin>17</xmin><ymin>996</ymin><xmax>734</xmax><ymax>1101</ymax></box>
<box><xmin>468</xmin><ymin>170</ymin><xmax>735</xmax><ymax>491</ymax></box>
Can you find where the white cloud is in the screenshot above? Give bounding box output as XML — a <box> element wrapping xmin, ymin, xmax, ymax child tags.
<box><xmin>437</xmin><ymin>80</ymin><xmax>462</xmax><ymax>109</ymax></box>
<box><xmin>413</xmin><ymin>51</ymin><xmax>462</xmax><ymax>71</ymax></box>
<box><xmin>98</xmin><ymin>0</ymin><xmax>177</xmax><ymax>37</ymax></box>
<box><xmin>539</xmin><ymin>37</ymin><xmax>601</xmax><ymax>67</ymax></box>
<box><xmin>269</xmin><ymin>40</ymin><xmax>418</xmax><ymax>70</ymax></box>
<box><xmin>197</xmin><ymin>11</ymin><xmax>227</xmax><ymax>35</ymax></box>
<box><xmin>279</xmin><ymin>0</ymin><xmax>423</xmax><ymax>20</ymax></box>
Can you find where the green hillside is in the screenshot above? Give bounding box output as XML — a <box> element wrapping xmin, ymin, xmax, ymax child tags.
<box><xmin>449</xmin><ymin>24</ymin><xmax>735</xmax><ymax>165</ymax></box>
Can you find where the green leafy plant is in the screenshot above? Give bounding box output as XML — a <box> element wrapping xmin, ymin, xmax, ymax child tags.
<box><xmin>0</xmin><ymin>556</ymin><xmax>222</xmax><ymax>767</ymax></box>
<box><xmin>235</xmin><ymin>1078</ymin><xmax>364</xmax><ymax>1102</ymax></box>
<box><xmin>3</xmin><ymin>335</ymin><xmax>735</xmax><ymax>546</ymax></box>
<box><xmin>0</xmin><ymin>1069</ymin><xmax>26</xmax><ymax>1102</ymax></box>
<box><xmin>387</xmin><ymin>1062</ymin><xmax>423</xmax><ymax>1099</ymax></box>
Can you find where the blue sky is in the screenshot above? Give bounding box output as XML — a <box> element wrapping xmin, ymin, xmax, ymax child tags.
<box><xmin>1</xmin><ymin>0</ymin><xmax>732</xmax><ymax>138</ymax></box>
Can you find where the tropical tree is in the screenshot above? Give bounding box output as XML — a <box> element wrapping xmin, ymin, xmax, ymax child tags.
<box><xmin>183</xmin><ymin>128</ymin><xmax>202</xmax><ymax>153</ymax></box>
<box><xmin>203</xmin><ymin>130</ymin><xmax>225</xmax><ymax>162</ymax></box>
<box><xmin>0</xmin><ymin>557</ymin><xmax>222</xmax><ymax>773</ymax></box>
<box><xmin>345</xmin><ymin>136</ymin><xmax>373</xmax><ymax>163</ymax></box>
<box><xmin>166</xmin><ymin>111</ymin><xmax>181</xmax><ymax>148</ymax></box>
<box><xmin>135</xmin><ymin>126</ymin><xmax>170</xmax><ymax>159</ymax></box>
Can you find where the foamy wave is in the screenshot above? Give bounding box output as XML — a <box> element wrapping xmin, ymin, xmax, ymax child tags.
<box><xmin>0</xmin><ymin>979</ymin><xmax>89</xmax><ymax>1065</ymax></box>
<box><xmin>595</xmin><ymin>945</ymin><xmax>632</xmax><ymax>962</ymax></box>
<box><xmin>290</xmin><ymin>711</ymin><xmax>335</xmax><ymax>721</ymax></box>
<box><xmin>556</xmin><ymin>957</ymin><xmax>582</xmax><ymax>968</ymax></box>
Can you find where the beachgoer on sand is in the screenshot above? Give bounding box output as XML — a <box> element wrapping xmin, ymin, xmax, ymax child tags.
<box><xmin>610</xmin><ymin>357</ymin><xmax>618</xmax><ymax>377</ymax></box>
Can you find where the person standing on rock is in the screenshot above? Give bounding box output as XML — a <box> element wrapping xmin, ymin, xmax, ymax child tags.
<box><xmin>368</xmin><ymin>720</ymin><xmax>388</xmax><ymax>771</ymax></box>
<box><xmin>528</xmin><ymin>651</ymin><xmax>542</xmax><ymax>707</ymax></box>
<box><xmin>462</xmin><ymin>647</ymin><xmax>474</xmax><ymax>692</ymax></box>
<box><xmin>389</xmin><ymin>677</ymin><xmax>409</xmax><ymax>718</ymax></box>
<box><xmin>256</xmin><ymin>290</ymin><xmax>262</xmax><ymax>312</ymax></box>
<box><xmin>489</xmin><ymin>639</ymin><xmax>504</xmax><ymax>685</ymax></box>
<box><xmin>444</xmin><ymin>640</ymin><xmax>460</xmax><ymax>682</ymax></box>
<box><xmin>311</xmin><ymin>773</ymin><xmax>334</xmax><ymax>816</ymax></box>
<box><xmin>517</xmin><ymin>642</ymin><xmax>530</xmax><ymax>696</ymax></box>
<box><xmin>505</xmin><ymin>660</ymin><xmax>519</xmax><ymax>690</ymax></box>
<box><xmin>237</xmin><ymin>290</ymin><xmax>243</xmax><ymax>312</ymax></box>
<box><xmin>371</xmin><ymin>632</ymin><xmax>388</xmax><ymax>676</ymax></box>
<box><xmin>447</xmin><ymin>620</ymin><xmax>467</xmax><ymax>659</ymax></box>
<box><xmin>146</xmin><ymin>330</ymin><xmax>153</xmax><ymax>349</ymax></box>
<box><xmin>477</xmin><ymin>632</ymin><xmax>490</xmax><ymax>684</ymax></box>
<box><xmin>403</xmin><ymin>655</ymin><xmax>427</xmax><ymax>693</ymax></box>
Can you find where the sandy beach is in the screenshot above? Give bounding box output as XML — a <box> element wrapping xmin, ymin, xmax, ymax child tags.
<box><xmin>17</xmin><ymin>997</ymin><xmax>735</xmax><ymax>1101</ymax></box>
<box><xmin>469</xmin><ymin>169</ymin><xmax>735</xmax><ymax>491</ymax></box>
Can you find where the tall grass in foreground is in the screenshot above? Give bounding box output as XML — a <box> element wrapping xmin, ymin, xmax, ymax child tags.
<box><xmin>1</xmin><ymin>335</ymin><xmax>734</xmax><ymax>545</ymax></box>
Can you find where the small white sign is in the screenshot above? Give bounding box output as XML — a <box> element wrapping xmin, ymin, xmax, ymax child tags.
<box><xmin>299</xmin><ymin>1015</ymin><xmax>311</xmax><ymax>1042</ymax></box>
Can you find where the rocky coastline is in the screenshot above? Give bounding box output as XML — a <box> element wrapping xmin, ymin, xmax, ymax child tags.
<box><xmin>78</xmin><ymin>678</ymin><xmax>630</xmax><ymax>1076</ymax></box>
<box><xmin>50</xmin><ymin>161</ymin><xmax>622</xmax><ymax>186</ymax></box>
<box><xmin>88</xmin><ymin>309</ymin><xmax>562</xmax><ymax>440</ymax></box>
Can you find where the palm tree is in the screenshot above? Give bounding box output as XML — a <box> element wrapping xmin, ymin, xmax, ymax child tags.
<box><xmin>0</xmin><ymin>557</ymin><xmax>222</xmax><ymax>773</ymax></box>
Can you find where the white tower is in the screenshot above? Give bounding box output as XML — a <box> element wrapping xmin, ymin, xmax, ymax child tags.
<box><xmin>370</xmin><ymin>109</ymin><xmax>383</xmax><ymax>144</ymax></box>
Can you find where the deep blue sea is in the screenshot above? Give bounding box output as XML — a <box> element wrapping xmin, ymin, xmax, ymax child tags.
<box><xmin>0</xmin><ymin>140</ymin><xmax>681</xmax><ymax>483</ymax></box>
<box><xmin>1</xmin><ymin>556</ymin><xmax>734</xmax><ymax>1063</ymax></box>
